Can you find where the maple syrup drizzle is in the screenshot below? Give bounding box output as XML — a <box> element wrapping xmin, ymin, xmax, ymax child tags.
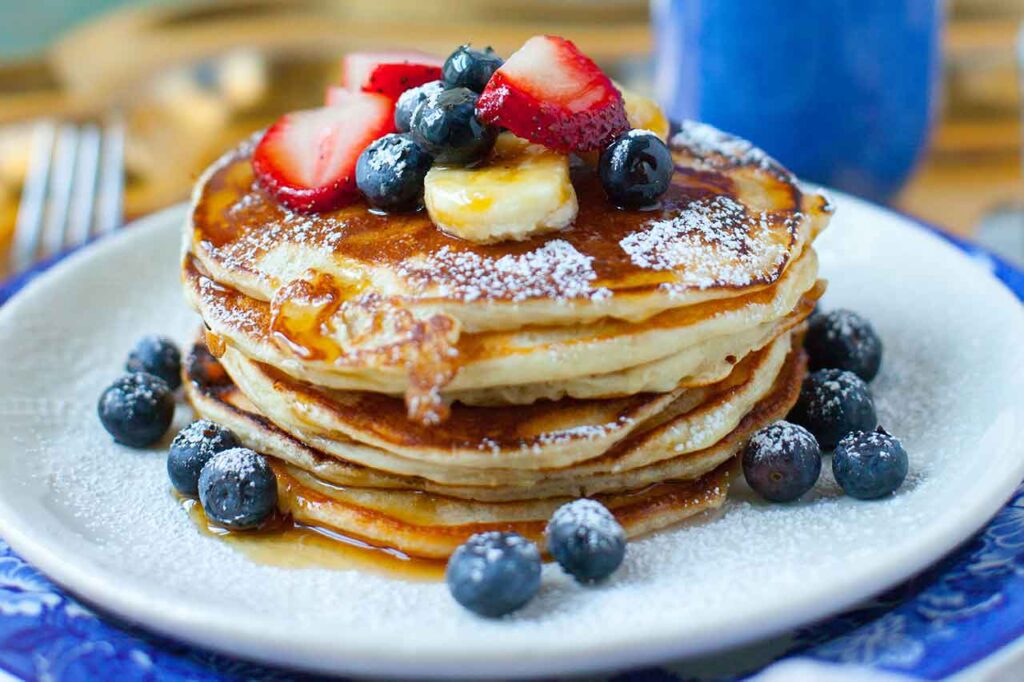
<box><xmin>179</xmin><ymin>497</ymin><xmax>445</xmax><ymax>582</ymax></box>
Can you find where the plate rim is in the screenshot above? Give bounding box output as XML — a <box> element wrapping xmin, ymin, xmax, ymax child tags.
<box><xmin>0</xmin><ymin>195</ymin><xmax>1022</xmax><ymax>679</ymax></box>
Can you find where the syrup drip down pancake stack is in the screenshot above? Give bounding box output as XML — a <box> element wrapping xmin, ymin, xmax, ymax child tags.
<box><xmin>180</xmin><ymin>41</ymin><xmax>831</xmax><ymax>559</ymax></box>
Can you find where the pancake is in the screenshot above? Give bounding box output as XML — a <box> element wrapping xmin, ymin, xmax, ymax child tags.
<box><xmin>183</xmin><ymin>249</ymin><xmax>820</xmax><ymax>402</ymax></box>
<box><xmin>188</xmin><ymin>123</ymin><xmax>832</xmax><ymax>333</ymax></box>
<box><xmin>274</xmin><ymin>461</ymin><xmax>734</xmax><ymax>560</ymax></box>
<box><xmin>184</xmin><ymin>334</ymin><xmax>805</xmax><ymax>500</ymax></box>
<box><xmin>214</xmin><ymin>330</ymin><xmax>793</xmax><ymax>474</ymax></box>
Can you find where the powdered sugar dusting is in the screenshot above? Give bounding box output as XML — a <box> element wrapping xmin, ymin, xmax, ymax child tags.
<box><xmin>548</xmin><ymin>499</ymin><xmax>625</xmax><ymax>543</ymax></box>
<box><xmin>620</xmin><ymin>196</ymin><xmax>794</xmax><ymax>290</ymax></box>
<box><xmin>399</xmin><ymin>241</ymin><xmax>612</xmax><ymax>302</ymax></box>
<box><xmin>671</xmin><ymin>120</ymin><xmax>789</xmax><ymax>179</ymax></box>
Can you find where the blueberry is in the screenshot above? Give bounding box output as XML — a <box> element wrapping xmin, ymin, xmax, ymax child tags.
<box><xmin>126</xmin><ymin>335</ymin><xmax>182</xmax><ymax>390</ymax></box>
<box><xmin>168</xmin><ymin>420</ymin><xmax>240</xmax><ymax>496</ymax></box>
<box><xmin>742</xmin><ymin>421</ymin><xmax>822</xmax><ymax>502</ymax></box>
<box><xmin>546</xmin><ymin>499</ymin><xmax>626</xmax><ymax>583</ymax></box>
<box><xmin>185</xmin><ymin>343</ymin><xmax>230</xmax><ymax>388</ymax></box>
<box><xmin>806</xmin><ymin>309</ymin><xmax>883</xmax><ymax>381</ymax></box>
<box><xmin>598</xmin><ymin>130</ymin><xmax>674</xmax><ymax>209</ymax></box>
<box><xmin>410</xmin><ymin>87</ymin><xmax>496</xmax><ymax>165</ymax></box>
<box><xmin>833</xmin><ymin>427</ymin><xmax>908</xmax><ymax>500</ymax></box>
<box><xmin>97</xmin><ymin>373</ymin><xmax>175</xmax><ymax>448</ymax></box>
<box><xmin>356</xmin><ymin>133</ymin><xmax>433</xmax><ymax>212</ymax></box>
<box><xmin>442</xmin><ymin>45</ymin><xmax>503</xmax><ymax>92</ymax></box>
<box><xmin>789</xmin><ymin>369</ymin><xmax>878</xmax><ymax>450</ymax></box>
<box><xmin>395</xmin><ymin>79</ymin><xmax>444</xmax><ymax>133</ymax></box>
<box><xmin>198</xmin><ymin>448</ymin><xmax>277</xmax><ymax>530</ymax></box>
<box><xmin>446</xmin><ymin>531</ymin><xmax>541</xmax><ymax>617</ymax></box>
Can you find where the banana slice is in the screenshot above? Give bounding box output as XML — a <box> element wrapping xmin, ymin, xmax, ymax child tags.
<box><xmin>621</xmin><ymin>87</ymin><xmax>670</xmax><ymax>142</ymax></box>
<box><xmin>424</xmin><ymin>134</ymin><xmax>578</xmax><ymax>243</ymax></box>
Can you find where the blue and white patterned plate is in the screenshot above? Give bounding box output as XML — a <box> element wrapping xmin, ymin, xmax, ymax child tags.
<box><xmin>0</xmin><ymin>195</ymin><xmax>1022</xmax><ymax>681</ymax></box>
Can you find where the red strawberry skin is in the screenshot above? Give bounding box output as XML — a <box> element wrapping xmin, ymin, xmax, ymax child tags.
<box><xmin>342</xmin><ymin>51</ymin><xmax>443</xmax><ymax>100</ymax></box>
<box><xmin>363</xmin><ymin>63</ymin><xmax>442</xmax><ymax>99</ymax></box>
<box><xmin>476</xmin><ymin>35</ymin><xmax>628</xmax><ymax>152</ymax></box>
<box><xmin>252</xmin><ymin>95</ymin><xmax>395</xmax><ymax>213</ymax></box>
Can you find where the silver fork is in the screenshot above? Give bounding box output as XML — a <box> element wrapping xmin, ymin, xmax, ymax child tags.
<box><xmin>11</xmin><ymin>116</ymin><xmax>125</xmax><ymax>273</ymax></box>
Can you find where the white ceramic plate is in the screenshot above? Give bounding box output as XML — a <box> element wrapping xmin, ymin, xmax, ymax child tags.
<box><xmin>0</xmin><ymin>194</ymin><xmax>1022</xmax><ymax>679</ymax></box>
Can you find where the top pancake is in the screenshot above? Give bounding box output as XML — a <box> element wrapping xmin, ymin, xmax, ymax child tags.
<box><xmin>188</xmin><ymin>121</ymin><xmax>832</xmax><ymax>334</ymax></box>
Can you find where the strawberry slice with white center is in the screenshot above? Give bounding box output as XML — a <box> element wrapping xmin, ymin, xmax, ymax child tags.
<box><xmin>252</xmin><ymin>93</ymin><xmax>395</xmax><ymax>213</ymax></box>
<box><xmin>342</xmin><ymin>50</ymin><xmax>443</xmax><ymax>100</ymax></box>
<box><xmin>476</xmin><ymin>35</ymin><xmax>629</xmax><ymax>153</ymax></box>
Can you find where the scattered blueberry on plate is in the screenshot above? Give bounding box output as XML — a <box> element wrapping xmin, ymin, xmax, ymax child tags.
<box><xmin>410</xmin><ymin>87</ymin><xmax>496</xmax><ymax>164</ymax></box>
<box><xmin>598</xmin><ymin>130</ymin><xmax>674</xmax><ymax>209</ymax></box>
<box><xmin>833</xmin><ymin>427</ymin><xmax>909</xmax><ymax>500</ymax></box>
<box><xmin>546</xmin><ymin>499</ymin><xmax>626</xmax><ymax>583</ymax></box>
<box><xmin>97</xmin><ymin>373</ymin><xmax>175</xmax><ymax>448</ymax></box>
<box><xmin>126</xmin><ymin>335</ymin><xmax>182</xmax><ymax>390</ymax></box>
<box><xmin>442</xmin><ymin>45</ymin><xmax>503</xmax><ymax>93</ymax></box>
<box><xmin>168</xmin><ymin>420</ymin><xmax>240</xmax><ymax>497</ymax></box>
<box><xmin>743</xmin><ymin>421</ymin><xmax>822</xmax><ymax>502</ymax></box>
<box><xmin>806</xmin><ymin>309</ymin><xmax>883</xmax><ymax>381</ymax></box>
<box><xmin>789</xmin><ymin>368</ymin><xmax>878</xmax><ymax>450</ymax></box>
<box><xmin>356</xmin><ymin>133</ymin><xmax>433</xmax><ymax>212</ymax></box>
<box><xmin>198</xmin><ymin>448</ymin><xmax>278</xmax><ymax>530</ymax></box>
<box><xmin>394</xmin><ymin>80</ymin><xmax>444</xmax><ymax>132</ymax></box>
<box><xmin>446</xmin><ymin>531</ymin><xmax>541</xmax><ymax>617</ymax></box>
<box><xmin>185</xmin><ymin>342</ymin><xmax>230</xmax><ymax>388</ymax></box>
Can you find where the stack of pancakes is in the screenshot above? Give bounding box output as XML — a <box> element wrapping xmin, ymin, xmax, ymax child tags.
<box><xmin>182</xmin><ymin>121</ymin><xmax>831</xmax><ymax>559</ymax></box>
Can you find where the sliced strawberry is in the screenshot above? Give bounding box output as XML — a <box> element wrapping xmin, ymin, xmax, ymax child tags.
<box><xmin>476</xmin><ymin>35</ymin><xmax>629</xmax><ymax>153</ymax></box>
<box><xmin>252</xmin><ymin>93</ymin><xmax>395</xmax><ymax>213</ymax></box>
<box><xmin>342</xmin><ymin>50</ymin><xmax>443</xmax><ymax>100</ymax></box>
<box><xmin>324</xmin><ymin>85</ymin><xmax>357</xmax><ymax>107</ymax></box>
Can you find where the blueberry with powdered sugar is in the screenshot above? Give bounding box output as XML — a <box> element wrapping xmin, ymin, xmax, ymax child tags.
<box><xmin>546</xmin><ymin>499</ymin><xmax>626</xmax><ymax>583</ymax></box>
<box><xmin>598</xmin><ymin>130</ymin><xmax>674</xmax><ymax>209</ymax></box>
<box><xmin>198</xmin><ymin>448</ymin><xmax>277</xmax><ymax>530</ymax></box>
<box><xmin>97</xmin><ymin>373</ymin><xmax>175</xmax><ymax>448</ymax></box>
<box><xmin>168</xmin><ymin>420</ymin><xmax>240</xmax><ymax>496</ymax></box>
<box><xmin>126</xmin><ymin>335</ymin><xmax>182</xmax><ymax>390</ymax></box>
<box><xmin>742</xmin><ymin>421</ymin><xmax>822</xmax><ymax>502</ymax></box>
<box><xmin>394</xmin><ymin>80</ymin><xmax>444</xmax><ymax>132</ymax></box>
<box><xmin>356</xmin><ymin>133</ymin><xmax>433</xmax><ymax>212</ymax></box>
<box><xmin>446</xmin><ymin>531</ymin><xmax>541</xmax><ymax>617</ymax></box>
<box><xmin>805</xmin><ymin>309</ymin><xmax>883</xmax><ymax>381</ymax></box>
<box><xmin>833</xmin><ymin>427</ymin><xmax>908</xmax><ymax>500</ymax></box>
<box><xmin>789</xmin><ymin>369</ymin><xmax>877</xmax><ymax>450</ymax></box>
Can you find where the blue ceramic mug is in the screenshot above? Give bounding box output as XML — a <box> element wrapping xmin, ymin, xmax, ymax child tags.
<box><xmin>653</xmin><ymin>0</ymin><xmax>944</xmax><ymax>202</ymax></box>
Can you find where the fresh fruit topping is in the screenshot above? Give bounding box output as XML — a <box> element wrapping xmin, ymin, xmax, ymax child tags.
<box><xmin>252</xmin><ymin>95</ymin><xmax>395</xmax><ymax>212</ymax></box>
<box><xmin>410</xmin><ymin>87</ymin><xmax>496</xmax><ymax>164</ymax></box>
<box><xmin>476</xmin><ymin>35</ymin><xmax>629</xmax><ymax>152</ymax></box>
<box><xmin>198</xmin><ymin>448</ymin><xmax>277</xmax><ymax>530</ymax></box>
<box><xmin>806</xmin><ymin>309</ymin><xmax>883</xmax><ymax>382</ymax></box>
<box><xmin>619</xmin><ymin>86</ymin><xmax>670</xmax><ymax>141</ymax></box>
<box><xmin>126</xmin><ymin>335</ymin><xmax>182</xmax><ymax>390</ymax></box>
<box><xmin>442</xmin><ymin>45</ymin><xmax>503</xmax><ymax>92</ymax></box>
<box><xmin>546</xmin><ymin>499</ymin><xmax>626</xmax><ymax>583</ymax></box>
<box><xmin>97</xmin><ymin>373</ymin><xmax>175</xmax><ymax>448</ymax></box>
<box><xmin>356</xmin><ymin>133</ymin><xmax>433</xmax><ymax>212</ymax></box>
<box><xmin>424</xmin><ymin>133</ymin><xmax>577</xmax><ymax>242</ymax></box>
<box><xmin>742</xmin><ymin>421</ymin><xmax>822</xmax><ymax>502</ymax></box>
<box><xmin>598</xmin><ymin>130</ymin><xmax>674</xmax><ymax>209</ymax></box>
<box><xmin>168</xmin><ymin>420</ymin><xmax>240</xmax><ymax>497</ymax></box>
<box><xmin>789</xmin><ymin>369</ymin><xmax>878</xmax><ymax>450</ymax></box>
<box><xmin>833</xmin><ymin>427</ymin><xmax>909</xmax><ymax>500</ymax></box>
<box><xmin>342</xmin><ymin>50</ymin><xmax>443</xmax><ymax>99</ymax></box>
<box><xmin>446</xmin><ymin>531</ymin><xmax>541</xmax><ymax>617</ymax></box>
<box><xmin>394</xmin><ymin>80</ymin><xmax>444</xmax><ymax>132</ymax></box>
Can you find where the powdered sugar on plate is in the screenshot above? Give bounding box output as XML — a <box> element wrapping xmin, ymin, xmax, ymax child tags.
<box><xmin>0</xmin><ymin>200</ymin><xmax>1021</xmax><ymax>677</ymax></box>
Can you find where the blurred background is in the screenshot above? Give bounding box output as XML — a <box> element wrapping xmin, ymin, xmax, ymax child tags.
<box><xmin>0</xmin><ymin>0</ymin><xmax>1021</xmax><ymax>276</ymax></box>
